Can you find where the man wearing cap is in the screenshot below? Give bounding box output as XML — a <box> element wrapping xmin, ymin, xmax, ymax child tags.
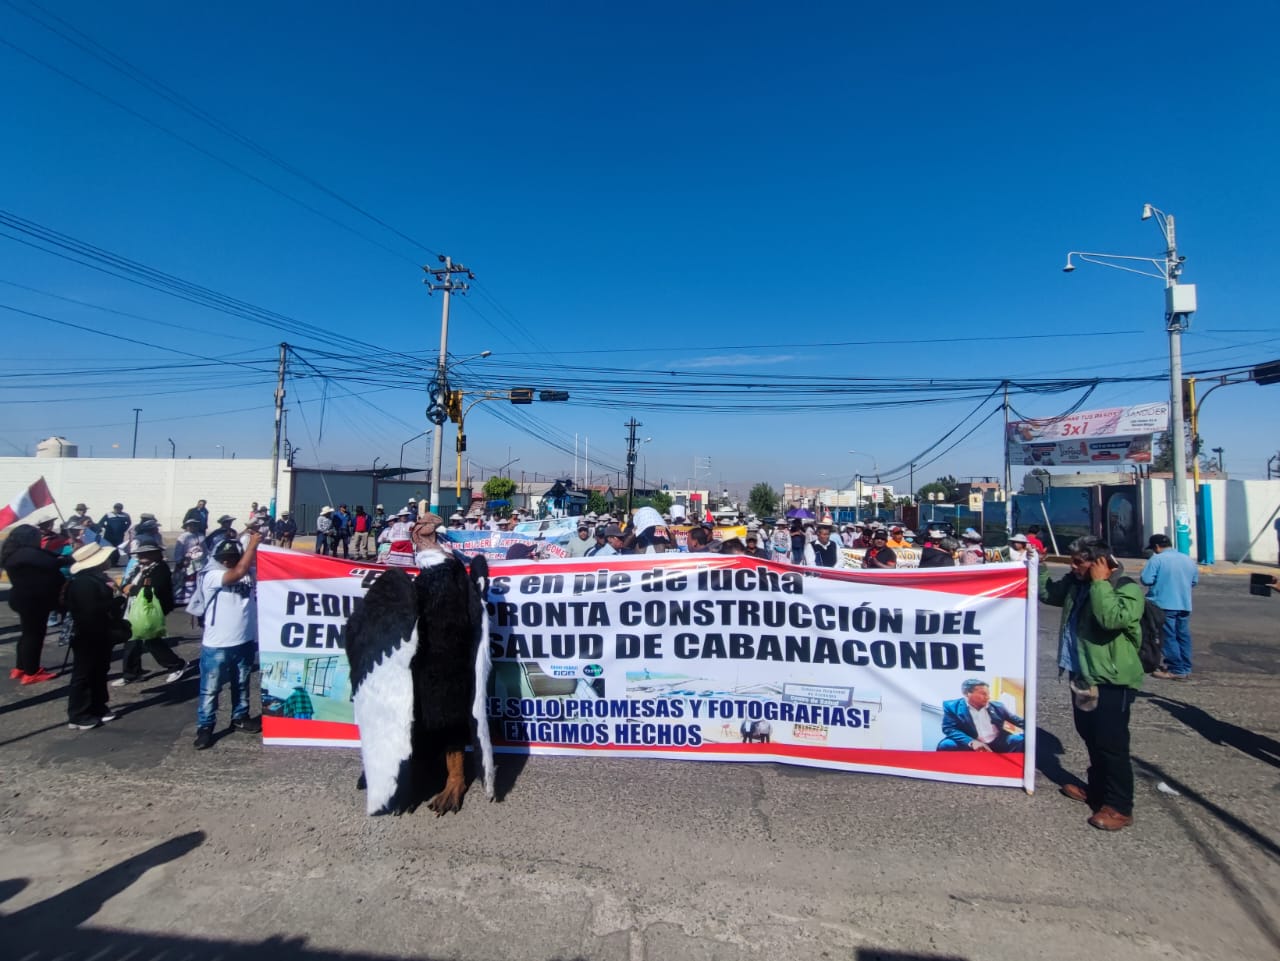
<box><xmin>64</xmin><ymin>542</ymin><xmax>128</xmax><ymax>730</ymax></box>
<box><xmin>273</xmin><ymin>511</ymin><xmax>297</xmax><ymax>549</ymax></box>
<box><xmin>601</xmin><ymin>523</ymin><xmax>626</xmax><ymax>555</ymax></box>
<box><xmin>193</xmin><ymin>531</ymin><xmax>263</xmax><ymax>748</ymax></box>
<box><xmin>744</xmin><ymin>531</ymin><xmax>770</xmax><ymax>560</ymax></box>
<box><xmin>116</xmin><ymin>540</ymin><xmax>187</xmax><ymax>686</ymax></box>
<box><xmin>315</xmin><ymin>507</ymin><xmax>334</xmax><ymax>556</ymax></box>
<box><xmin>585</xmin><ymin>526</ymin><xmax>612</xmax><ymax>556</ymax></box>
<box><xmin>205</xmin><ymin>515</ymin><xmax>238</xmax><ymax>555</ymax></box>
<box><xmin>182</xmin><ymin>500</ymin><xmax>209</xmax><ymax>537</ymax></box>
<box><xmin>862</xmin><ymin>529</ymin><xmax>898</xmax><ymax>569</ymax></box>
<box><xmin>885</xmin><ymin>526</ymin><xmax>910</xmax><ymax>550</ymax></box>
<box><xmin>68</xmin><ymin>503</ymin><xmax>96</xmax><ymax>534</ymax></box>
<box><xmin>96</xmin><ymin>503</ymin><xmax>131</xmax><ymax>549</ymax></box>
<box><xmin>920</xmin><ymin>533</ymin><xmax>957</xmax><ymax>568</ymax></box>
<box><xmin>569</xmin><ymin>521</ymin><xmax>594</xmax><ymax>557</ymax></box>
<box><xmin>1141</xmin><ymin>533</ymin><xmax>1199</xmax><ymax>680</ymax></box>
<box><xmin>372</xmin><ymin>505</ymin><xmax>388</xmax><ymax>540</ymax></box>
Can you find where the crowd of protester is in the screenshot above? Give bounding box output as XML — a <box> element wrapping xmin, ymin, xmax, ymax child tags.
<box><xmin>7</xmin><ymin>490</ymin><xmax>1266</xmax><ymax>833</ymax></box>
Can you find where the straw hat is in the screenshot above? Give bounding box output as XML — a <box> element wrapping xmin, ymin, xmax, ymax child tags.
<box><xmin>70</xmin><ymin>542</ymin><xmax>115</xmax><ymax>573</ymax></box>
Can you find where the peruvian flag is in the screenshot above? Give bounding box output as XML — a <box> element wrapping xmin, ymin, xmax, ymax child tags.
<box><xmin>0</xmin><ymin>477</ymin><xmax>56</xmax><ymax>530</ymax></box>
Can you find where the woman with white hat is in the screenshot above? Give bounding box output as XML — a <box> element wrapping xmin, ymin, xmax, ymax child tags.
<box><xmin>64</xmin><ymin>542</ymin><xmax>128</xmax><ymax>729</ymax></box>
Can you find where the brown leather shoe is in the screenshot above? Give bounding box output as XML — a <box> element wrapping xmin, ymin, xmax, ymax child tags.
<box><xmin>1060</xmin><ymin>783</ymin><xmax>1091</xmax><ymax>805</ymax></box>
<box><xmin>1088</xmin><ymin>806</ymin><xmax>1134</xmax><ymax>831</ymax></box>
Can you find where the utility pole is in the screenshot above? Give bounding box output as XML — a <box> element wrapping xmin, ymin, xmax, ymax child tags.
<box><xmin>624</xmin><ymin>418</ymin><xmax>642</xmax><ymax>518</ymax></box>
<box><xmin>270</xmin><ymin>343</ymin><xmax>288</xmax><ymax>519</ymax></box>
<box><xmin>131</xmin><ymin>408</ymin><xmax>141</xmax><ymax>458</ymax></box>
<box><xmin>1159</xmin><ymin>210</ymin><xmax>1194</xmax><ymax>553</ymax></box>
<box><xmin>425</xmin><ymin>256</ymin><xmax>472</xmax><ymax>514</ymax></box>
<box><xmin>1002</xmin><ymin>380</ymin><xmax>1012</xmax><ymax>536</ymax></box>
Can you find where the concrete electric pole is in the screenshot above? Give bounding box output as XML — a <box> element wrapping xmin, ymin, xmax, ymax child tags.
<box><xmin>425</xmin><ymin>256</ymin><xmax>473</xmax><ymax>514</ymax></box>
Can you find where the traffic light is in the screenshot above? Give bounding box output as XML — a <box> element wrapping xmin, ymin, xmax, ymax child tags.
<box><xmin>509</xmin><ymin>388</ymin><xmax>534</xmax><ymax>404</ymax></box>
<box><xmin>1254</xmin><ymin>360</ymin><xmax>1280</xmax><ymax>386</ymax></box>
<box><xmin>456</xmin><ymin>433</ymin><xmax>467</xmax><ymax>453</ymax></box>
<box><xmin>447</xmin><ymin>390</ymin><xmax>463</xmax><ymax>423</ymax></box>
<box><xmin>538</xmin><ymin>389</ymin><xmax>570</xmax><ymax>402</ymax></box>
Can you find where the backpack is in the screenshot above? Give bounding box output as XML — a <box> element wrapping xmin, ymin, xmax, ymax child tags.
<box><xmin>1115</xmin><ymin>576</ymin><xmax>1165</xmax><ymax>673</ymax></box>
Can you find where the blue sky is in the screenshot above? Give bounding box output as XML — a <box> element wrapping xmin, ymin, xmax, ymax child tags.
<box><xmin>2</xmin><ymin>1</ymin><xmax>1278</xmax><ymax>497</ymax></box>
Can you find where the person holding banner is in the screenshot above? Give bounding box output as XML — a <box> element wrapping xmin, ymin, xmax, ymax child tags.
<box><xmin>862</xmin><ymin>530</ymin><xmax>897</xmax><ymax>569</ymax></box>
<box><xmin>1040</xmin><ymin>537</ymin><xmax>1145</xmax><ymax>832</ymax></box>
<box><xmin>193</xmin><ymin>531</ymin><xmax>263</xmax><ymax>749</ymax></box>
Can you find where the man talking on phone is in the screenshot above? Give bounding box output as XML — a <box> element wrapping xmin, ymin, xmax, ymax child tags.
<box><xmin>1039</xmin><ymin>536</ymin><xmax>1145</xmax><ymax>832</ymax></box>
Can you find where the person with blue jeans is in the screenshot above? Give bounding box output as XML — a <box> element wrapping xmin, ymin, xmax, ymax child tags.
<box><xmin>1140</xmin><ymin>533</ymin><xmax>1199</xmax><ymax>680</ymax></box>
<box><xmin>194</xmin><ymin>531</ymin><xmax>262</xmax><ymax>749</ymax></box>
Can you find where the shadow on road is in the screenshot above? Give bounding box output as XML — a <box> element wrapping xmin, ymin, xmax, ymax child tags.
<box><xmin>1135</xmin><ymin>757</ymin><xmax>1280</xmax><ymax>954</ymax></box>
<box><xmin>856</xmin><ymin>950</ymin><xmax>967</xmax><ymax>961</ymax></box>
<box><xmin>1</xmin><ymin>831</ymin><xmax>589</xmax><ymax>960</ymax></box>
<box><xmin>1139</xmin><ymin>692</ymin><xmax>1280</xmax><ymax>769</ymax></box>
<box><xmin>1032</xmin><ymin>726</ymin><xmax>1086</xmax><ymax>792</ymax></box>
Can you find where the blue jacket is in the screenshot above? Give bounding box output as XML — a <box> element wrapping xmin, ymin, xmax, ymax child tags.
<box><xmin>940</xmin><ymin>698</ymin><xmax>1024</xmax><ymax>747</ymax></box>
<box><xmin>1140</xmin><ymin>549</ymin><xmax>1198</xmax><ymax>612</ymax></box>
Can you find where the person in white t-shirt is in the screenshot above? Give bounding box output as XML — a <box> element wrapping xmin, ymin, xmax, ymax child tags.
<box><xmin>193</xmin><ymin>531</ymin><xmax>261</xmax><ymax>750</ymax></box>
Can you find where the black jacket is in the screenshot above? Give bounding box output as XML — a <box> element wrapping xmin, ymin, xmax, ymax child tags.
<box><xmin>66</xmin><ymin>570</ymin><xmax>126</xmax><ymax>645</ymax></box>
<box><xmin>2</xmin><ymin>546</ymin><xmax>65</xmax><ymax>613</ymax></box>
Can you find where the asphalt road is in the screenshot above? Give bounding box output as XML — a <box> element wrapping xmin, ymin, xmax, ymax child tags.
<box><xmin>1</xmin><ymin>561</ymin><xmax>1278</xmax><ymax>961</ymax></box>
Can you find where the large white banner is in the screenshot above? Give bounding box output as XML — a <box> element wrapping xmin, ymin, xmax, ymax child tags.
<box><xmin>255</xmin><ymin>548</ymin><xmax>1039</xmax><ymax>791</ymax></box>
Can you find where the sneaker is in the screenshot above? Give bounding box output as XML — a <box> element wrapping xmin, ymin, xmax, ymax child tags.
<box><xmin>193</xmin><ymin>726</ymin><xmax>214</xmax><ymax>750</ymax></box>
<box><xmin>9</xmin><ymin>668</ymin><xmax>24</xmax><ymax>680</ymax></box>
<box><xmin>68</xmin><ymin>718</ymin><xmax>102</xmax><ymax>731</ymax></box>
<box><xmin>98</xmin><ymin>712</ymin><xmax>119</xmax><ymax>723</ymax></box>
<box><xmin>110</xmin><ymin>677</ymin><xmax>135</xmax><ymax>688</ymax></box>
<box><xmin>20</xmin><ymin>668</ymin><xmax>58</xmax><ymax>685</ymax></box>
<box><xmin>165</xmin><ymin>662</ymin><xmax>190</xmax><ymax>684</ymax></box>
<box><xmin>1152</xmin><ymin>670</ymin><xmax>1175</xmax><ymax>679</ymax></box>
<box><xmin>230</xmin><ymin>716</ymin><xmax>262</xmax><ymax>734</ymax></box>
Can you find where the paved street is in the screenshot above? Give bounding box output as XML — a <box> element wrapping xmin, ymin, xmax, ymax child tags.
<box><xmin>1</xmin><ymin>561</ymin><xmax>1278</xmax><ymax>961</ymax></box>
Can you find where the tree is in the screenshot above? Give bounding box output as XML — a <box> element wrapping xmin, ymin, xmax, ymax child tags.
<box><xmin>748</xmin><ymin>482</ymin><xmax>778</xmax><ymax>517</ymax></box>
<box><xmin>482</xmin><ymin>476</ymin><xmax>517</xmax><ymax>516</ymax></box>
<box><xmin>917</xmin><ymin>475</ymin><xmax>958</xmax><ymax>502</ymax></box>
<box><xmin>1151</xmin><ymin>426</ymin><xmax>1207</xmax><ymax>473</ymax></box>
<box><xmin>586</xmin><ymin>490</ymin><xmax>609</xmax><ymax>515</ymax></box>
<box><xmin>650</xmin><ymin>490</ymin><xmax>673</xmax><ymax>514</ymax></box>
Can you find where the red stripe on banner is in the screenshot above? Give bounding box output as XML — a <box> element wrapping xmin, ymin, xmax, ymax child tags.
<box><xmin>255</xmin><ymin>546</ymin><xmax>1027</xmax><ymax>598</ymax></box>
<box><xmin>263</xmin><ymin>717</ymin><xmax>359</xmax><ymax>741</ymax></box>
<box><xmin>261</xmin><ymin>715</ymin><xmax>1023</xmax><ymax>778</ymax></box>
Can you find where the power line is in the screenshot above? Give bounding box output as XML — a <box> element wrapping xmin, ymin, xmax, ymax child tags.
<box><xmin>4</xmin><ymin>0</ymin><xmax>440</xmax><ymax>260</ymax></box>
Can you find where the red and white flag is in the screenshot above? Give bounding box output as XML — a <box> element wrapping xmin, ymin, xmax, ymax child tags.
<box><xmin>0</xmin><ymin>477</ymin><xmax>56</xmax><ymax>530</ymax></box>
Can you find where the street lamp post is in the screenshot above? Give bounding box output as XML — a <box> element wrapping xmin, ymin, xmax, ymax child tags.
<box><xmin>1064</xmin><ymin>204</ymin><xmax>1197</xmax><ymax>554</ymax></box>
<box><xmin>848</xmin><ymin>450</ymin><xmax>879</xmax><ymax>523</ymax></box>
<box><xmin>215</xmin><ymin>444</ymin><xmax>225</xmax><ymax>460</ymax></box>
<box><xmin>399</xmin><ymin>430</ymin><xmax>432</xmax><ymax>475</ymax></box>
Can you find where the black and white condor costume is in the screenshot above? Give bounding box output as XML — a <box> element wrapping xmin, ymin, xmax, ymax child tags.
<box><xmin>343</xmin><ymin>549</ymin><xmax>495</xmax><ymax>816</ymax></box>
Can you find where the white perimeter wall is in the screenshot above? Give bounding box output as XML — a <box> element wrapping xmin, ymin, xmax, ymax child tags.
<box><xmin>0</xmin><ymin>457</ymin><xmax>292</xmax><ymax>533</ymax></box>
<box><xmin>1143</xmin><ymin>477</ymin><xmax>1280</xmax><ymax>564</ymax></box>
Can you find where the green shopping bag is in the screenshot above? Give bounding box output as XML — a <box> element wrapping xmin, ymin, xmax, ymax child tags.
<box><xmin>126</xmin><ymin>586</ymin><xmax>167</xmax><ymax>640</ymax></box>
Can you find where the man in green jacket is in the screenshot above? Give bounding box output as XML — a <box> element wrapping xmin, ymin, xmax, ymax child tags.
<box><xmin>1040</xmin><ymin>536</ymin><xmax>1145</xmax><ymax>831</ymax></box>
